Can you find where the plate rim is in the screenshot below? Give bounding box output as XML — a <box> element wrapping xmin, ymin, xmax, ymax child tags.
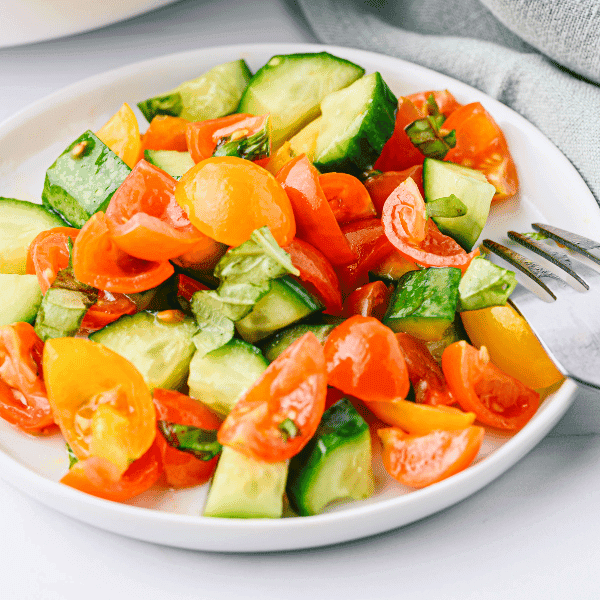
<box><xmin>0</xmin><ymin>42</ymin><xmax>592</xmax><ymax>552</ymax></box>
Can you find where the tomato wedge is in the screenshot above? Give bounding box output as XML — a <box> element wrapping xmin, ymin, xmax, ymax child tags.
<box><xmin>0</xmin><ymin>323</ymin><xmax>53</xmax><ymax>433</ymax></box>
<box><xmin>153</xmin><ymin>388</ymin><xmax>222</xmax><ymax>488</ymax></box>
<box><xmin>26</xmin><ymin>227</ymin><xmax>80</xmax><ymax>293</ymax></box>
<box><xmin>61</xmin><ymin>440</ymin><xmax>162</xmax><ymax>502</ymax></box>
<box><xmin>382</xmin><ymin>179</ymin><xmax>478</xmax><ymax>273</ymax></box>
<box><xmin>105</xmin><ymin>159</ymin><xmax>207</xmax><ymax>261</ymax></box>
<box><xmin>276</xmin><ymin>155</ymin><xmax>356</xmax><ymax>266</ymax></box>
<box><xmin>443</xmin><ymin>102</ymin><xmax>518</xmax><ymax>200</ymax></box>
<box><xmin>186</xmin><ymin>113</ymin><xmax>270</xmax><ymax>166</ymax></box>
<box><xmin>379</xmin><ymin>426</ymin><xmax>484</xmax><ymax>488</ymax></box>
<box><xmin>96</xmin><ymin>103</ymin><xmax>142</xmax><ymax>169</ymax></box>
<box><xmin>405</xmin><ymin>90</ymin><xmax>462</xmax><ymax>117</ymax></box>
<box><xmin>218</xmin><ymin>332</ymin><xmax>327</xmax><ymax>463</ymax></box>
<box><xmin>342</xmin><ymin>280</ymin><xmax>391</xmax><ymax>320</ymax></box>
<box><xmin>79</xmin><ymin>291</ymin><xmax>138</xmax><ymax>334</ymax></box>
<box><xmin>364</xmin><ymin>165</ymin><xmax>424</xmax><ymax>216</ymax></box>
<box><xmin>141</xmin><ymin>115</ymin><xmax>189</xmax><ymax>152</ymax></box>
<box><xmin>284</xmin><ymin>238</ymin><xmax>342</xmax><ymax>314</ymax></box>
<box><xmin>374</xmin><ymin>97</ymin><xmax>425</xmax><ymax>172</ymax></box>
<box><xmin>176</xmin><ymin>273</ymin><xmax>210</xmax><ymax>304</ymax></box>
<box><xmin>318</xmin><ymin>172</ymin><xmax>376</xmax><ymax>224</ymax></box>
<box><xmin>441</xmin><ymin>341</ymin><xmax>540</xmax><ymax>431</ymax></box>
<box><xmin>43</xmin><ymin>337</ymin><xmax>157</xmax><ymax>476</ymax></box>
<box><xmin>73</xmin><ymin>212</ymin><xmax>173</xmax><ymax>294</ymax></box>
<box><xmin>324</xmin><ymin>315</ymin><xmax>410</xmax><ymax>403</ymax></box>
<box><xmin>395</xmin><ymin>332</ymin><xmax>454</xmax><ymax>406</ymax></box>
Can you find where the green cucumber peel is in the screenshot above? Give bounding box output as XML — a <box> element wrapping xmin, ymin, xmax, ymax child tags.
<box><xmin>458</xmin><ymin>256</ymin><xmax>518</xmax><ymax>311</ymax></box>
<box><xmin>426</xmin><ymin>194</ymin><xmax>468</xmax><ymax>219</ymax></box>
<box><xmin>157</xmin><ymin>421</ymin><xmax>222</xmax><ymax>461</ymax></box>
<box><xmin>213</xmin><ymin>116</ymin><xmax>271</xmax><ymax>162</ymax></box>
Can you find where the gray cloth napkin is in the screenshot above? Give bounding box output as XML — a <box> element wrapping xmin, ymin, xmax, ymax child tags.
<box><xmin>297</xmin><ymin>0</ymin><xmax>600</xmax><ymax>205</ymax></box>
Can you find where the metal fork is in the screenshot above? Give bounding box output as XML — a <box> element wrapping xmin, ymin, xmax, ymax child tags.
<box><xmin>482</xmin><ymin>224</ymin><xmax>600</xmax><ymax>391</ymax></box>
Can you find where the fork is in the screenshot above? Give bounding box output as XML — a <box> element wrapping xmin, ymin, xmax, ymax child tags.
<box><xmin>482</xmin><ymin>223</ymin><xmax>600</xmax><ymax>391</ymax></box>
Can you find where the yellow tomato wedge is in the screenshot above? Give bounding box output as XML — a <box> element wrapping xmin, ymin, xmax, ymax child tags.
<box><xmin>96</xmin><ymin>102</ymin><xmax>142</xmax><ymax>168</ymax></box>
<box><xmin>43</xmin><ymin>337</ymin><xmax>156</xmax><ymax>477</ymax></box>
<box><xmin>460</xmin><ymin>304</ymin><xmax>563</xmax><ymax>389</ymax></box>
<box><xmin>365</xmin><ymin>398</ymin><xmax>475</xmax><ymax>434</ymax></box>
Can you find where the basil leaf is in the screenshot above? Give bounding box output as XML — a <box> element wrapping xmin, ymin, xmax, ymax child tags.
<box><xmin>157</xmin><ymin>421</ymin><xmax>222</xmax><ymax>461</ymax></box>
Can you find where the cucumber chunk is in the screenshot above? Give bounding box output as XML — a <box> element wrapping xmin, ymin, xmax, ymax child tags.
<box><xmin>458</xmin><ymin>256</ymin><xmax>517</xmax><ymax>311</ymax></box>
<box><xmin>384</xmin><ymin>267</ymin><xmax>461</xmax><ymax>341</ymax></box>
<box><xmin>314</xmin><ymin>72</ymin><xmax>397</xmax><ymax>176</ymax></box>
<box><xmin>144</xmin><ymin>150</ymin><xmax>194</xmax><ymax>179</ymax></box>
<box><xmin>235</xmin><ymin>276</ymin><xmax>323</xmax><ymax>344</ymax></box>
<box><xmin>42</xmin><ymin>130</ymin><xmax>131</xmax><ymax>227</ymax></box>
<box><xmin>286</xmin><ymin>398</ymin><xmax>373</xmax><ymax>516</ymax></box>
<box><xmin>238</xmin><ymin>52</ymin><xmax>364</xmax><ymax>147</ymax></box>
<box><xmin>0</xmin><ymin>198</ymin><xmax>66</xmax><ymax>274</ymax></box>
<box><xmin>261</xmin><ymin>322</ymin><xmax>337</xmax><ymax>362</ymax></box>
<box><xmin>0</xmin><ymin>274</ymin><xmax>42</xmax><ymax>326</ymax></box>
<box><xmin>90</xmin><ymin>311</ymin><xmax>196</xmax><ymax>390</ymax></box>
<box><xmin>203</xmin><ymin>446</ymin><xmax>287</xmax><ymax>519</ymax></box>
<box><xmin>423</xmin><ymin>158</ymin><xmax>496</xmax><ymax>251</ymax></box>
<box><xmin>137</xmin><ymin>59</ymin><xmax>252</xmax><ymax>123</ymax></box>
<box><xmin>187</xmin><ymin>339</ymin><xmax>268</xmax><ymax>416</ymax></box>
<box><xmin>34</xmin><ymin>287</ymin><xmax>95</xmax><ymax>341</ymax></box>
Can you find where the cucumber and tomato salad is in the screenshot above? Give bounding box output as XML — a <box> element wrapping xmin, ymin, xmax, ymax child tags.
<box><xmin>0</xmin><ymin>50</ymin><xmax>555</xmax><ymax>519</ymax></box>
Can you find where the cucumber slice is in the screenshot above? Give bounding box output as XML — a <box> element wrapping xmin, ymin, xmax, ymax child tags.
<box><xmin>286</xmin><ymin>398</ymin><xmax>373</xmax><ymax>516</ymax></box>
<box><xmin>187</xmin><ymin>339</ymin><xmax>268</xmax><ymax>416</ymax></box>
<box><xmin>144</xmin><ymin>150</ymin><xmax>194</xmax><ymax>179</ymax></box>
<box><xmin>238</xmin><ymin>52</ymin><xmax>364</xmax><ymax>147</ymax></box>
<box><xmin>0</xmin><ymin>274</ymin><xmax>42</xmax><ymax>325</ymax></box>
<box><xmin>137</xmin><ymin>59</ymin><xmax>252</xmax><ymax>123</ymax></box>
<box><xmin>203</xmin><ymin>446</ymin><xmax>287</xmax><ymax>519</ymax></box>
<box><xmin>0</xmin><ymin>198</ymin><xmax>66</xmax><ymax>274</ymax></box>
<box><xmin>42</xmin><ymin>130</ymin><xmax>131</xmax><ymax>227</ymax></box>
<box><xmin>235</xmin><ymin>276</ymin><xmax>323</xmax><ymax>344</ymax></box>
<box><xmin>260</xmin><ymin>322</ymin><xmax>337</xmax><ymax>363</ymax></box>
<box><xmin>425</xmin><ymin>316</ymin><xmax>471</xmax><ymax>364</ymax></box>
<box><xmin>422</xmin><ymin>158</ymin><xmax>496</xmax><ymax>251</ymax></box>
<box><xmin>458</xmin><ymin>256</ymin><xmax>517</xmax><ymax>311</ymax></box>
<box><xmin>90</xmin><ymin>311</ymin><xmax>196</xmax><ymax>390</ymax></box>
<box><xmin>384</xmin><ymin>267</ymin><xmax>461</xmax><ymax>341</ymax></box>
<box><xmin>314</xmin><ymin>72</ymin><xmax>397</xmax><ymax>176</ymax></box>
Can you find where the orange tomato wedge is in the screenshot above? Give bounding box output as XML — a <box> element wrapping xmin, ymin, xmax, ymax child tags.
<box><xmin>96</xmin><ymin>103</ymin><xmax>142</xmax><ymax>169</ymax></box>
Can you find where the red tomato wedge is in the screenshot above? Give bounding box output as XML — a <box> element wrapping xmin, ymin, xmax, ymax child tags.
<box><xmin>382</xmin><ymin>179</ymin><xmax>479</xmax><ymax>273</ymax></box>
<box><xmin>218</xmin><ymin>332</ymin><xmax>327</xmax><ymax>463</ymax></box>
<box><xmin>176</xmin><ymin>273</ymin><xmax>210</xmax><ymax>303</ymax></box>
<box><xmin>442</xmin><ymin>341</ymin><xmax>540</xmax><ymax>431</ymax></box>
<box><xmin>336</xmin><ymin>217</ymin><xmax>395</xmax><ymax>295</ymax></box>
<box><xmin>364</xmin><ymin>165</ymin><xmax>424</xmax><ymax>216</ymax></box>
<box><xmin>324</xmin><ymin>315</ymin><xmax>410</xmax><ymax>403</ymax></box>
<box><xmin>374</xmin><ymin>97</ymin><xmax>425</xmax><ymax>172</ymax></box>
<box><xmin>79</xmin><ymin>291</ymin><xmax>138</xmax><ymax>334</ymax></box>
<box><xmin>0</xmin><ymin>323</ymin><xmax>53</xmax><ymax>434</ymax></box>
<box><xmin>379</xmin><ymin>426</ymin><xmax>484</xmax><ymax>488</ymax></box>
<box><xmin>284</xmin><ymin>238</ymin><xmax>342</xmax><ymax>314</ymax></box>
<box><xmin>395</xmin><ymin>332</ymin><xmax>454</xmax><ymax>406</ymax></box>
<box><xmin>73</xmin><ymin>212</ymin><xmax>174</xmax><ymax>294</ymax></box>
<box><xmin>186</xmin><ymin>113</ymin><xmax>270</xmax><ymax>166</ymax></box>
<box><xmin>342</xmin><ymin>280</ymin><xmax>391</xmax><ymax>321</ymax></box>
<box><xmin>141</xmin><ymin>115</ymin><xmax>189</xmax><ymax>152</ymax></box>
<box><xmin>443</xmin><ymin>102</ymin><xmax>519</xmax><ymax>200</ymax></box>
<box><xmin>105</xmin><ymin>159</ymin><xmax>207</xmax><ymax>261</ymax></box>
<box><xmin>319</xmin><ymin>172</ymin><xmax>375</xmax><ymax>224</ymax></box>
<box><xmin>405</xmin><ymin>90</ymin><xmax>462</xmax><ymax>117</ymax></box>
<box><xmin>26</xmin><ymin>227</ymin><xmax>80</xmax><ymax>293</ymax></box>
<box><xmin>153</xmin><ymin>389</ymin><xmax>222</xmax><ymax>488</ymax></box>
<box><xmin>276</xmin><ymin>155</ymin><xmax>356</xmax><ymax>267</ymax></box>
<box><xmin>61</xmin><ymin>440</ymin><xmax>162</xmax><ymax>502</ymax></box>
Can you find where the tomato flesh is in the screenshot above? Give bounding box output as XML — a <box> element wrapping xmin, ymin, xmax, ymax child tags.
<box><xmin>318</xmin><ymin>172</ymin><xmax>375</xmax><ymax>224</ymax></box>
<box><xmin>364</xmin><ymin>165</ymin><xmax>424</xmax><ymax>217</ymax></box>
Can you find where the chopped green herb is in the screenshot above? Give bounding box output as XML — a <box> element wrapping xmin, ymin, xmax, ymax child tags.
<box><xmin>278</xmin><ymin>418</ymin><xmax>299</xmax><ymax>442</ymax></box>
<box><xmin>426</xmin><ymin>194</ymin><xmax>468</xmax><ymax>219</ymax></box>
<box><xmin>157</xmin><ymin>421</ymin><xmax>222</xmax><ymax>461</ymax></box>
<box><xmin>213</xmin><ymin>116</ymin><xmax>271</xmax><ymax>162</ymax></box>
<box><xmin>66</xmin><ymin>443</ymin><xmax>79</xmax><ymax>468</ymax></box>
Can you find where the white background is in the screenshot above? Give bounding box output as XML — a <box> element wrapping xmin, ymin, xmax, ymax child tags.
<box><xmin>1</xmin><ymin>1</ymin><xmax>600</xmax><ymax>598</ymax></box>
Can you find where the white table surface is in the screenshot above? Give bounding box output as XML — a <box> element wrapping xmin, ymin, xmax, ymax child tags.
<box><xmin>2</xmin><ymin>1</ymin><xmax>600</xmax><ymax>598</ymax></box>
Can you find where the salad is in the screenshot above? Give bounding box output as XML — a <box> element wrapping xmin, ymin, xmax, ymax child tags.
<box><xmin>0</xmin><ymin>51</ymin><xmax>564</xmax><ymax>519</ymax></box>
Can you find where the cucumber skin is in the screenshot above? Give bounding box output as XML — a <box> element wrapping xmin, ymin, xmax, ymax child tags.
<box><xmin>42</xmin><ymin>130</ymin><xmax>131</xmax><ymax>227</ymax></box>
<box><xmin>286</xmin><ymin>398</ymin><xmax>372</xmax><ymax>517</ymax></box>
<box><xmin>314</xmin><ymin>72</ymin><xmax>398</xmax><ymax>176</ymax></box>
<box><xmin>261</xmin><ymin>322</ymin><xmax>336</xmax><ymax>363</ymax></box>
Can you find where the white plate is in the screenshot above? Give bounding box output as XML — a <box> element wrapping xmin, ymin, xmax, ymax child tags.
<box><xmin>0</xmin><ymin>0</ymin><xmax>179</xmax><ymax>48</ymax></box>
<box><xmin>0</xmin><ymin>43</ymin><xmax>596</xmax><ymax>552</ymax></box>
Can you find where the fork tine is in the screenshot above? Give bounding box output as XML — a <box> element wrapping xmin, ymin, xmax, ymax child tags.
<box><xmin>482</xmin><ymin>239</ymin><xmax>558</xmax><ymax>300</ymax></box>
<box><xmin>532</xmin><ymin>224</ymin><xmax>600</xmax><ymax>266</ymax></box>
<box><xmin>507</xmin><ymin>231</ymin><xmax>589</xmax><ymax>290</ymax></box>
